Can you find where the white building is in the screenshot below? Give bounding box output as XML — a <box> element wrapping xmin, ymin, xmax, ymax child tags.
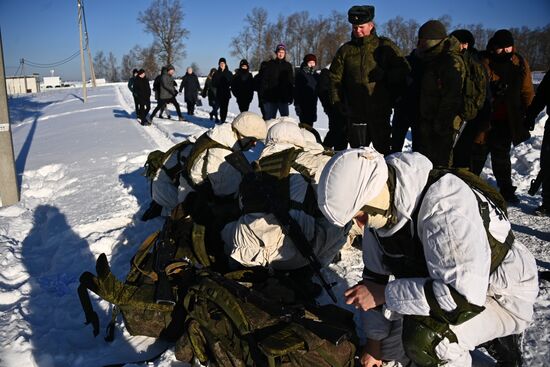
<box><xmin>6</xmin><ymin>76</ymin><xmax>40</xmax><ymax>95</ymax></box>
<box><xmin>42</xmin><ymin>76</ymin><xmax>61</xmax><ymax>89</ymax></box>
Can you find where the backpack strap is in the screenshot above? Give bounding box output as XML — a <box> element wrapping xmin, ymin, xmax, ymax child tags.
<box><xmin>414</xmin><ymin>169</ymin><xmax>511</xmax><ymax>273</ymax></box>
<box><xmin>130</xmin><ymin>231</ymin><xmax>160</xmax><ymax>282</ymax></box>
<box><xmin>183</xmin><ymin>133</ymin><xmax>232</xmax><ymax>188</ymax></box>
<box><xmin>78</xmin><ymin>271</ymin><xmax>100</xmax><ymax>337</ymax></box>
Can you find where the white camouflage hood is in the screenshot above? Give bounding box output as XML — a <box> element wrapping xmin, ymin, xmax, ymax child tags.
<box><xmin>318</xmin><ymin>148</ymin><xmax>388</xmax><ymax>227</ymax></box>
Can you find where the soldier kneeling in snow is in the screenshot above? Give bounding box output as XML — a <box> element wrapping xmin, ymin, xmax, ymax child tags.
<box><xmin>142</xmin><ymin>112</ymin><xmax>267</xmax><ymax>221</ymax></box>
<box><xmin>317</xmin><ymin>147</ymin><xmax>538</xmax><ymax>367</ymax></box>
<box><xmin>222</xmin><ymin>120</ymin><xmax>350</xmax><ymax>275</ymax></box>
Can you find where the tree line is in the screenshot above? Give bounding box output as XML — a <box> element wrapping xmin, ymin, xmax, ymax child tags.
<box><xmin>93</xmin><ymin>0</ymin><xmax>193</xmax><ymax>82</ymax></box>
<box><xmin>93</xmin><ymin>1</ymin><xmax>549</xmax><ymax>82</ymax></box>
<box><xmin>230</xmin><ymin>8</ymin><xmax>550</xmax><ymax>71</ymax></box>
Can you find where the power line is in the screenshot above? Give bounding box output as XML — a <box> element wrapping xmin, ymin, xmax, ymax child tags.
<box><xmin>23</xmin><ymin>50</ymin><xmax>82</xmax><ymax>68</ymax></box>
<box><xmin>12</xmin><ymin>63</ymin><xmax>21</xmax><ymax>77</ymax></box>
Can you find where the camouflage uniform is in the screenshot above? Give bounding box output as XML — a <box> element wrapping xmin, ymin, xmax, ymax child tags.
<box><xmin>416</xmin><ymin>36</ymin><xmax>466</xmax><ymax>167</ymax></box>
<box><xmin>329</xmin><ymin>32</ymin><xmax>409</xmax><ymax>154</ymax></box>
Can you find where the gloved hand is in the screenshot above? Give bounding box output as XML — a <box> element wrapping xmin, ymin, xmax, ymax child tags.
<box><xmin>368</xmin><ymin>67</ymin><xmax>385</xmax><ymax>82</ymax></box>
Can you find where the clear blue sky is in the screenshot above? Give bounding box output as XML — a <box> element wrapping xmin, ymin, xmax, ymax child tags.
<box><xmin>1</xmin><ymin>0</ymin><xmax>549</xmax><ymax>80</ymax></box>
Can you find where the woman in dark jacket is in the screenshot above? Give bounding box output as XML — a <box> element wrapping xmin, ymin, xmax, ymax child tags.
<box><xmin>133</xmin><ymin>69</ymin><xmax>152</xmax><ymax>125</ymax></box>
<box><xmin>202</xmin><ymin>68</ymin><xmax>219</xmax><ymax>122</ymax></box>
<box><xmin>231</xmin><ymin>59</ymin><xmax>254</xmax><ymax>112</ymax></box>
<box><xmin>179</xmin><ymin>67</ymin><xmax>201</xmax><ymax>116</ymax></box>
<box><xmin>294</xmin><ymin>54</ymin><xmax>319</xmax><ymax>126</ymax></box>
<box><xmin>212</xmin><ymin>57</ymin><xmax>233</xmax><ymax>123</ymax></box>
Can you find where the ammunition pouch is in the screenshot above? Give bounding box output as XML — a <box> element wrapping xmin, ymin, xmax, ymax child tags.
<box><xmin>402</xmin><ymin>315</ymin><xmax>458</xmax><ymax>367</ymax></box>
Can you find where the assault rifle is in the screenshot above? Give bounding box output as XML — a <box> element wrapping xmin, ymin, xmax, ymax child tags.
<box><xmin>528</xmin><ymin>168</ymin><xmax>544</xmax><ymax>196</ymax></box>
<box><xmin>154</xmin><ymin>218</ymin><xmax>178</xmax><ymax>305</ymax></box>
<box><xmin>225</xmin><ymin>151</ymin><xmax>338</xmax><ymax>303</ymax></box>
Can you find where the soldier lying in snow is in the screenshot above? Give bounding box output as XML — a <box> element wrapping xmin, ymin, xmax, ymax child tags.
<box><xmin>222</xmin><ymin>120</ymin><xmax>351</xmax><ymax>270</ymax></box>
<box><xmin>143</xmin><ymin>112</ymin><xmax>267</xmax><ymax>219</ymax></box>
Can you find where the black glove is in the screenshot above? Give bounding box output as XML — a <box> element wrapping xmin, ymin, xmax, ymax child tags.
<box><xmin>368</xmin><ymin>67</ymin><xmax>385</xmax><ymax>82</ymax></box>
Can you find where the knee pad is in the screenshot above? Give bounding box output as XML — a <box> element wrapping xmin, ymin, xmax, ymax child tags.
<box><xmin>402</xmin><ymin>315</ymin><xmax>458</xmax><ymax>367</ymax></box>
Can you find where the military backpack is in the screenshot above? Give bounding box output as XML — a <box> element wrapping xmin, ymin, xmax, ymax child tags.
<box><xmin>458</xmin><ymin>51</ymin><xmax>488</xmax><ymax>121</ymax></box>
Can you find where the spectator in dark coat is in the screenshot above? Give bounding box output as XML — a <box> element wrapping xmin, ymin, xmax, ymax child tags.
<box><xmin>133</xmin><ymin>69</ymin><xmax>152</xmax><ymax>125</ymax></box>
<box><xmin>231</xmin><ymin>59</ymin><xmax>254</xmax><ymax>112</ymax></box>
<box><xmin>202</xmin><ymin>68</ymin><xmax>219</xmax><ymax>122</ymax></box>
<box><xmin>294</xmin><ymin>54</ymin><xmax>319</xmax><ymax>127</ymax></box>
<box><xmin>127</xmin><ymin>68</ymin><xmax>139</xmax><ymax>117</ymax></box>
<box><xmin>259</xmin><ymin>44</ymin><xmax>294</xmax><ymax>119</ymax></box>
<box><xmin>151</xmin><ymin>65</ymin><xmax>184</xmax><ymax>121</ymax></box>
<box><xmin>152</xmin><ymin>67</ymin><xmax>168</xmax><ymax>119</ymax></box>
<box><xmin>179</xmin><ymin>67</ymin><xmax>201</xmax><ymax>116</ymax></box>
<box><xmin>212</xmin><ymin>58</ymin><xmax>233</xmax><ymax>124</ymax></box>
<box><xmin>318</xmin><ymin>68</ymin><xmax>348</xmax><ymax>150</ymax></box>
<box><xmin>472</xmin><ymin>30</ymin><xmax>535</xmax><ymax>203</ymax></box>
<box><xmin>254</xmin><ymin>61</ymin><xmax>268</xmax><ymax>119</ymax></box>
<box><xmin>525</xmin><ymin>69</ymin><xmax>550</xmax><ymax>216</ymax></box>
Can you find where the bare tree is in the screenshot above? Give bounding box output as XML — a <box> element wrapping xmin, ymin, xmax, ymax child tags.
<box><xmin>285</xmin><ymin>11</ymin><xmax>310</xmax><ymax>66</ymax></box>
<box><xmin>317</xmin><ymin>11</ymin><xmax>349</xmax><ymax>68</ymax></box>
<box><xmin>437</xmin><ymin>15</ymin><xmax>453</xmax><ymax>31</ymax></box>
<box><xmin>230</xmin><ymin>28</ymin><xmax>254</xmax><ymax>67</ymax></box>
<box><xmin>106</xmin><ymin>52</ymin><xmax>119</xmax><ymax>82</ymax></box>
<box><xmin>139</xmin><ymin>45</ymin><xmax>160</xmax><ymax>77</ymax></box>
<box><xmin>137</xmin><ymin>0</ymin><xmax>189</xmax><ymax>66</ymax></box>
<box><xmin>380</xmin><ymin>16</ymin><xmax>419</xmax><ymax>55</ymax></box>
<box><xmin>120</xmin><ymin>54</ymin><xmax>134</xmax><ymax>80</ymax></box>
<box><xmin>93</xmin><ymin>51</ymin><xmax>108</xmax><ymax>79</ymax></box>
<box><xmin>245</xmin><ymin>7</ymin><xmax>269</xmax><ymax>68</ymax></box>
<box><xmin>189</xmin><ymin>62</ymin><xmax>201</xmax><ymax>76</ymax></box>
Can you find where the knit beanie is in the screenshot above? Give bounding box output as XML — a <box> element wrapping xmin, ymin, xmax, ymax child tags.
<box><xmin>218</xmin><ymin>57</ymin><xmax>227</xmax><ymax>65</ymax></box>
<box><xmin>303</xmin><ymin>54</ymin><xmax>317</xmax><ymax>64</ymax></box>
<box><xmin>239</xmin><ymin>59</ymin><xmax>249</xmax><ymax>67</ymax></box>
<box><xmin>492</xmin><ymin>29</ymin><xmax>514</xmax><ymax>48</ymax></box>
<box><xmin>418</xmin><ymin>20</ymin><xmax>447</xmax><ymax>40</ymax></box>
<box><xmin>274</xmin><ymin>44</ymin><xmax>286</xmax><ymax>52</ymax></box>
<box><xmin>450</xmin><ymin>29</ymin><xmax>475</xmax><ymax>48</ymax></box>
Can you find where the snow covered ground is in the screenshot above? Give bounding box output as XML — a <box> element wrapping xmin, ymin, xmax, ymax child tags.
<box><xmin>0</xmin><ymin>82</ymin><xmax>548</xmax><ymax>366</ymax></box>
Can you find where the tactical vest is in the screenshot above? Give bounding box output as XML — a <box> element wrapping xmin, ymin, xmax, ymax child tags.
<box><xmin>183</xmin><ymin>133</ymin><xmax>231</xmax><ymax>187</ymax></box>
<box><xmin>145</xmin><ymin>133</ymin><xmax>231</xmax><ymax>187</ymax></box>
<box><xmin>375</xmin><ymin>167</ymin><xmax>514</xmax><ymax>326</ymax></box>
<box><xmin>240</xmin><ymin>148</ymin><xmax>328</xmax><ymax>218</ymax></box>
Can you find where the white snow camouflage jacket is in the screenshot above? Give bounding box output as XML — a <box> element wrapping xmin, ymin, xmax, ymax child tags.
<box><xmin>222</xmin><ymin>142</ymin><xmax>346</xmax><ymax>269</ymax></box>
<box><xmin>361</xmin><ymin>152</ymin><xmax>538</xmax><ymax>340</ymax></box>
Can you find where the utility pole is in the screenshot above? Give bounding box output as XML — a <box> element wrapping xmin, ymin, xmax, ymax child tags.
<box><xmin>82</xmin><ymin>0</ymin><xmax>96</xmax><ymax>87</ymax></box>
<box><xmin>86</xmin><ymin>36</ymin><xmax>96</xmax><ymax>87</ymax></box>
<box><xmin>77</xmin><ymin>0</ymin><xmax>87</xmax><ymax>102</ymax></box>
<box><xmin>0</xmin><ymin>29</ymin><xmax>20</xmax><ymax>207</ymax></box>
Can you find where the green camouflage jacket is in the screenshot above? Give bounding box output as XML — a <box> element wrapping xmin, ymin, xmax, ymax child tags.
<box><xmin>329</xmin><ymin>32</ymin><xmax>410</xmax><ymax>124</ymax></box>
